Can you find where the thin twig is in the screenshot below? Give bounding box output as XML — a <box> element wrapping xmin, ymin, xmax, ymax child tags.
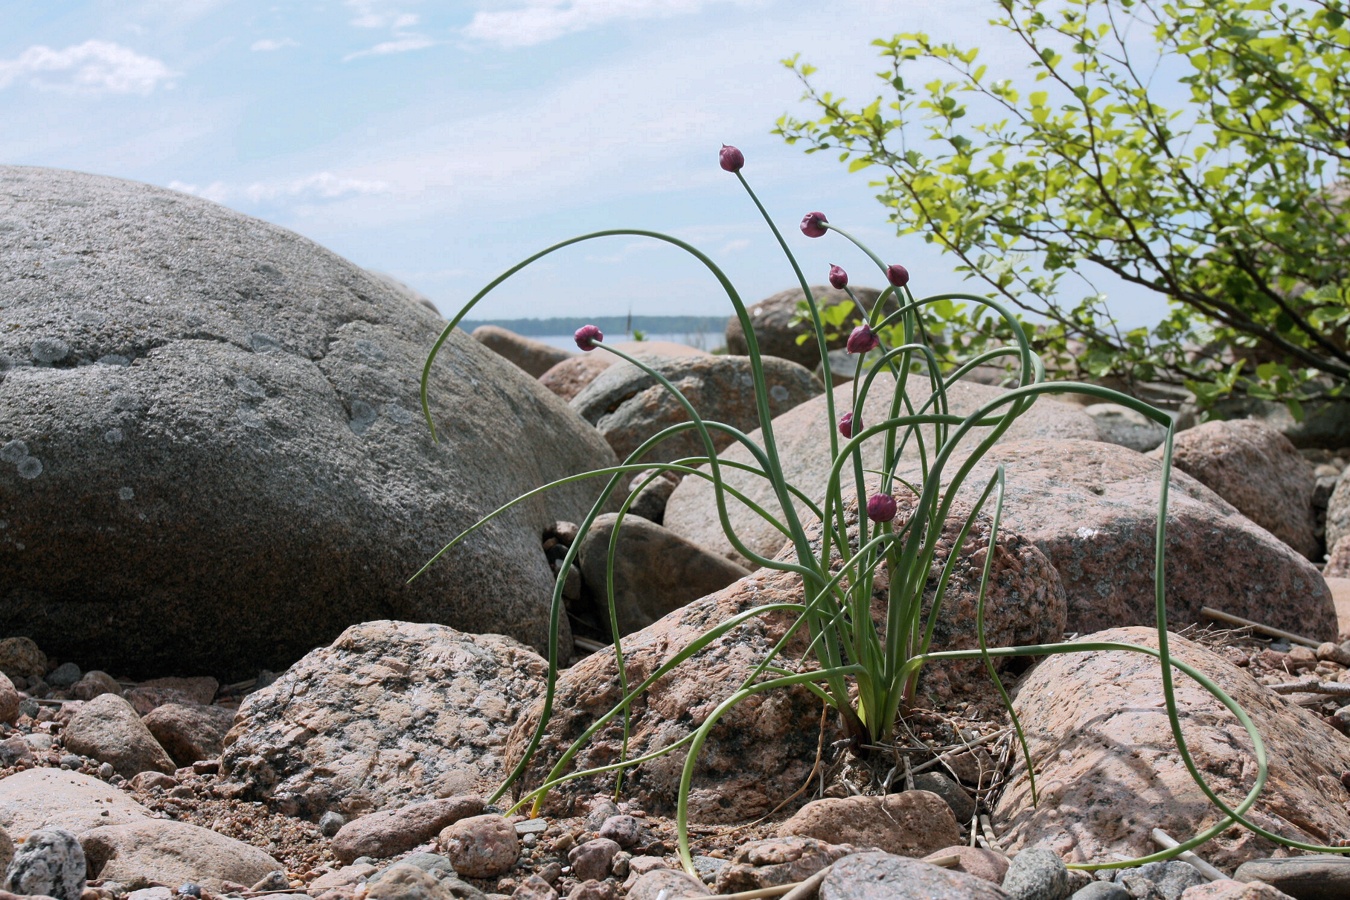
<box><xmin>1151</xmin><ymin>828</ymin><xmax>1227</xmax><ymax>882</ymax></box>
<box><xmin>1200</xmin><ymin>608</ymin><xmax>1321</xmax><ymax>648</ymax></box>
<box><xmin>1267</xmin><ymin>680</ymin><xmax>1350</xmax><ymax>697</ymax></box>
<box><xmin>908</xmin><ymin>729</ymin><xmax>1010</xmax><ymax>776</ymax></box>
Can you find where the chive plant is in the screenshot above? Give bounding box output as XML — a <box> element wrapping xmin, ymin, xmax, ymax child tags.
<box><xmin>418</xmin><ymin>146</ymin><xmax>1349</xmax><ymax>874</ymax></box>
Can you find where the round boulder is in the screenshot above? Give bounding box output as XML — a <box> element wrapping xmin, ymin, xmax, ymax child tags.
<box><xmin>725</xmin><ymin>285</ymin><xmax>884</xmax><ymax>370</ymax></box>
<box><xmin>1156</xmin><ymin>418</ymin><xmax>1319</xmax><ymax>559</ymax></box>
<box><xmin>0</xmin><ymin>166</ymin><xmax>615</xmax><ymax>678</ymax></box>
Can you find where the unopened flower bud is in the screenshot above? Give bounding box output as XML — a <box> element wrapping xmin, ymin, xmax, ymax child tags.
<box><xmin>574</xmin><ymin>324</ymin><xmax>604</xmax><ymax>351</ymax></box>
<box><xmin>800</xmin><ymin>211</ymin><xmax>828</xmax><ymax>238</ymax></box>
<box><xmin>846</xmin><ymin>323</ymin><xmax>879</xmax><ymax>355</ymax></box>
<box><xmin>719</xmin><ymin>145</ymin><xmax>745</xmax><ymax>173</ymax></box>
<box><xmin>886</xmin><ymin>264</ymin><xmax>910</xmax><ymax>288</ymax></box>
<box><xmin>828</xmin><ymin>264</ymin><xmax>848</xmax><ymax>289</ymax></box>
<box><xmin>867</xmin><ymin>492</ymin><xmax>898</xmax><ymax>523</ymax></box>
<box><xmin>838</xmin><ymin>411</ymin><xmax>858</xmax><ymax>438</ymax></box>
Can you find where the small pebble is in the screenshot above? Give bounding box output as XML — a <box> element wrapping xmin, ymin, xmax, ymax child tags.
<box><xmin>318</xmin><ymin>811</ymin><xmax>345</xmax><ymax>837</ymax></box>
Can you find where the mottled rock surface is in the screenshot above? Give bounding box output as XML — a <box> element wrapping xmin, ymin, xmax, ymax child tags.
<box><xmin>220</xmin><ymin>621</ymin><xmax>547</xmax><ymax>816</ymax></box>
<box><xmin>916</xmin><ymin>440</ymin><xmax>1337</xmax><ymax>640</ymax></box>
<box><xmin>3</xmin><ymin>827</ymin><xmax>84</xmax><ymax>900</ymax></box>
<box><xmin>779</xmin><ymin>792</ymin><xmax>961</xmax><ymax>858</ymax></box>
<box><xmin>1158</xmin><ymin>419</ymin><xmax>1319</xmax><ymax>559</ymax></box>
<box><xmin>663</xmin><ymin>377</ymin><xmax>1098</xmax><ymax>567</ymax></box>
<box><xmin>538</xmin><ymin>342</ymin><xmax>707</xmax><ymax>403</ymax></box>
<box><xmin>62</xmin><ymin>694</ymin><xmax>175</xmax><ymax>779</ymax></box>
<box><xmin>818</xmin><ymin>851</ymin><xmax>1010</xmax><ymax>899</ymax></box>
<box><xmin>141</xmin><ymin>702</ymin><xmax>235</xmax><ymax>768</ymax></box>
<box><xmin>331</xmin><ymin>797</ymin><xmax>484</xmax><ymax>863</ymax></box>
<box><xmin>570</xmin><ymin>354</ymin><xmax>822</xmax><ymax>465</ymax></box>
<box><xmin>81</xmin><ymin>819</ymin><xmax>283</xmax><ymax>892</ymax></box>
<box><xmin>993</xmin><ymin>627</ymin><xmax>1350</xmax><ymax>868</ymax></box>
<box><xmin>0</xmin><ymin>166</ymin><xmax>615</xmax><ymax>678</ymax></box>
<box><xmin>0</xmin><ymin>769</ymin><xmax>149</xmax><ymax>837</ymax></box>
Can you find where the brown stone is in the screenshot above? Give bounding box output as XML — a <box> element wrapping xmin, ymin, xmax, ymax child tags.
<box><xmin>438</xmin><ymin>814</ymin><xmax>519</xmax><ymax>879</ymax></box>
<box><xmin>713</xmin><ymin>837</ymin><xmax>854</xmax><ymax>894</ymax></box>
<box><xmin>922</xmin><ymin>846</ymin><xmax>1009</xmax><ymax>884</ymax></box>
<box><xmin>907</xmin><ymin>439</ymin><xmax>1338</xmax><ymax>640</ymax></box>
<box><xmin>992</xmin><ymin>627</ymin><xmax>1350</xmax><ymax>868</ymax></box>
<box><xmin>471</xmin><ymin>325</ymin><xmax>572</xmax><ymax>378</ymax></box>
<box><xmin>576</xmin><ymin>513</ymin><xmax>750</xmax><ymax>636</ymax></box>
<box><xmin>63</xmin><ymin>694</ymin><xmax>175</xmax><ymax>779</ymax></box>
<box><xmin>332</xmin><ymin>796</ymin><xmax>485</xmax><ymax>863</ymax></box>
<box><xmin>779</xmin><ymin>791</ymin><xmax>961</xmax><ymax>858</ymax></box>
<box><xmin>80</xmin><ymin>819</ymin><xmax>282</xmax><ymax>892</ymax></box>
<box><xmin>140</xmin><ymin>702</ymin><xmax>234</xmax><ymax>767</ymax></box>
<box><xmin>1157</xmin><ymin>419</ymin><xmax>1319</xmax><ymax>559</ymax></box>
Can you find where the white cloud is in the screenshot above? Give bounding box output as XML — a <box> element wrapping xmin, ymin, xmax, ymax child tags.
<box><xmin>347</xmin><ymin>0</ymin><xmax>420</xmax><ymax>29</ymax></box>
<box><xmin>250</xmin><ymin>38</ymin><xmax>299</xmax><ymax>52</ymax></box>
<box><xmin>0</xmin><ymin>40</ymin><xmax>174</xmax><ymax>94</ymax></box>
<box><xmin>169</xmin><ymin>173</ymin><xmax>390</xmax><ymax>206</ymax></box>
<box><xmin>343</xmin><ymin>36</ymin><xmax>437</xmax><ymax>61</ymax></box>
<box><xmin>463</xmin><ymin>0</ymin><xmax>748</xmax><ymax>47</ymax></box>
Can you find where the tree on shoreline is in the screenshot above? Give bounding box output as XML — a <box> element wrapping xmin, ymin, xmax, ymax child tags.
<box><xmin>777</xmin><ymin>0</ymin><xmax>1349</xmax><ymax>414</ymax></box>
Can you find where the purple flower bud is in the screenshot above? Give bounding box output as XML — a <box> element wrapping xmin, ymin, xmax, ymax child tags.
<box><xmin>867</xmin><ymin>492</ymin><xmax>898</xmax><ymax>523</ymax></box>
<box><xmin>719</xmin><ymin>144</ymin><xmax>745</xmax><ymax>173</ymax></box>
<box><xmin>886</xmin><ymin>264</ymin><xmax>910</xmax><ymax>288</ymax></box>
<box><xmin>800</xmin><ymin>211</ymin><xmax>828</xmax><ymax>238</ymax></box>
<box><xmin>574</xmin><ymin>324</ymin><xmax>604</xmax><ymax>351</ymax></box>
<box><xmin>846</xmin><ymin>323</ymin><xmax>879</xmax><ymax>355</ymax></box>
<box><xmin>828</xmin><ymin>264</ymin><xmax>848</xmax><ymax>290</ymax></box>
<box><xmin>838</xmin><ymin>411</ymin><xmax>858</xmax><ymax>438</ymax></box>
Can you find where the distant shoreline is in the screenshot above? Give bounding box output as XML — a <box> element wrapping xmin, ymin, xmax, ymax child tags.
<box><xmin>460</xmin><ymin>315</ymin><xmax>726</xmax><ymax>338</ymax></box>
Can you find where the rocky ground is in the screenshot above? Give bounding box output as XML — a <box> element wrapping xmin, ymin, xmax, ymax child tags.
<box><xmin>5</xmin><ymin>614</ymin><xmax>1350</xmax><ymax>900</ymax></box>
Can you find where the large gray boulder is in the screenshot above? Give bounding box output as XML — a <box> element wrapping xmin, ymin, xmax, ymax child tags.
<box><xmin>570</xmin><ymin>354</ymin><xmax>822</xmax><ymax>466</ymax></box>
<box><xmin>0</xmin><ymin>166</ymin><xmax>616</xmax><ymax>679</ymax></box>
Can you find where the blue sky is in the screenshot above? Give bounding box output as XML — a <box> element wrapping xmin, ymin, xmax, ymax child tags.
<box><xmin>0</xmin><ymin>0</ymin><xmax>1166</xmax><ymax>327</ymax></box>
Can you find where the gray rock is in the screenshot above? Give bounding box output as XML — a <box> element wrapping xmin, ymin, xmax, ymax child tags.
<box><xmin>1112</xmin><ymin>860</ymin><xmax>1205</xmax><ymax>900</ymax></box>
<box><xmin>820</xmin><ymin>850</ymin><xmax>1010</xmax><ymax>899</ymax></box>
<box><xmin>46</xmin><ymin>662</ymin><xmax>81</xmax><ymax>689</ymax></box>
<box><xmin>366</xmin><ymin>271</ymin><xmax>439</xmax><ymax>313</ymax></box>
<box><xmin>1071</xmin><ymin>884</ymin><xmax>1130</xmax><ymax>900</ymax></box>
<box><xmin>1002</xmin><ymin>848</ymin><xmax>1071</xmax><ymax>900</ymax></box>
<box><xmin>318</xmin><ymin>812</ymin><xmax>346</xmax><ymax>838</ymax></box>
<box><xmin>1233</xmin><ymin>854</ymin><xmax>1350</xmax><ymax>899</ymax></box>
<box><xmin>913</xmin><ymin>772</ymin><xmax>976</xmax><ymax>824</ymax></box>
<box><xmin>570</xmin><ymin>354</ymin><xmax>822</xmax><ymax>466</ymax></box>
<box><xmin>3</xmin><ymin>827</ymin><xmax>85</xmax><ymax>900</ymax></box>
<box><xmin>63</xmin><ymin>693</ymin><xmax>175</xmax><ymax>778</ymax></box>
<box><xmin>724</xmin><ymin>285</ymin><xmax>885</xmax><ymax>371</ymax></box>
<box><xmin>0</xmin><ymin>823</ymin><xmax>11</xmax><ymax>879</ymax></box>
<box><xmin>576</xmin><ymin>513</ymin><xmax>750</xmax><ymax>636</ymax></box>
<box><xmin>0</xmin><ymin>166</ymin><xmax>615</xmax><ymax>679</ymax></box>
<box><xmin>220</xmin><ymin>622</ymin><xmax>546</xmax><ymax>816</ymax></box>
<box><xmin>1085</xmin><ymin>403</ymin><xmax>1167</xmax><ymax>453</ymax></box>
